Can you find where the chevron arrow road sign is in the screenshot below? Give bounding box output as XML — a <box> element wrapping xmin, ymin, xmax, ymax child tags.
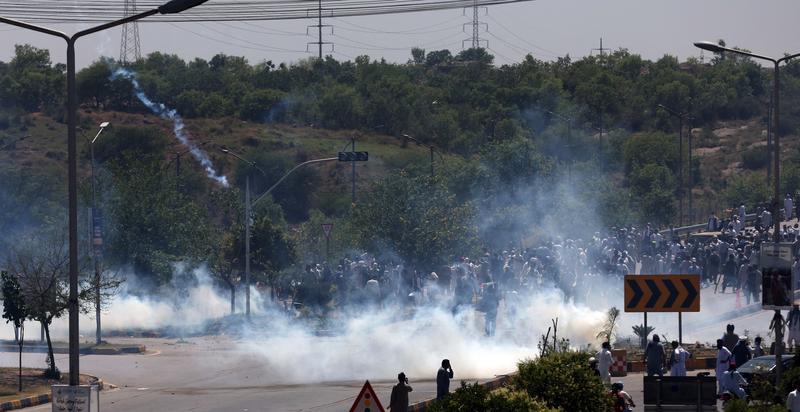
<box><xmin>624</xmin><ymin>274</ymin><xmax>700</xmax><ymax>312</ymax></box>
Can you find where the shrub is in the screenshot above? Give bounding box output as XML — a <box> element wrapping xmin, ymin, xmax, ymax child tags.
<box><xmin>427</xmin><ymin>381</ymin><xmax>557</xmax><ymax>412</ymax></box>
<box><xmin>741</xmin><ymin>146</ymin><xmax>769</xmax><ymax>170</ymax></box>
<box><xmin>513</xmin><ymin>352</ymin><xmax>611</xmax><ymax>412</ymax></box>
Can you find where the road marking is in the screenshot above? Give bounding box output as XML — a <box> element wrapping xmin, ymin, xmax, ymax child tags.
<box><xmin>144</xmin><ymin>350</ymin><xmax>162</xmax><ymax>357</ymax></box>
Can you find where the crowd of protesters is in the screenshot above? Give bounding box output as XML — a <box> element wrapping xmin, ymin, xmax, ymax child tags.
<box><xmin>271</xmin><ymin>198</ymin><xmax>800</xmax><ymax>337</ymax></box>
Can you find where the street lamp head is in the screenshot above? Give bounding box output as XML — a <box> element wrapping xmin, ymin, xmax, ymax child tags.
<box><xmin>219</xmin><ymin>147</ymin><xmax>230</xmax><ymax>154</ymax></box>
<box><xmin>694</xmin><ymin>41</ymin><xmax>726</xmax><ymax>53</ymax></box>
<box><xmin>99</xmin><ymin>121</ymin><xmax>110</xmax><ymax>129</ymax></box>
<box><xmin>158</xmin><ymin>0</ymin><xmax>208</xmax><ymax>14</ymax></box>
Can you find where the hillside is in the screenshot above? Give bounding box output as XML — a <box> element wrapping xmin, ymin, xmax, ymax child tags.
<box><xmin>1</xmin><ymin>109</ymin><xmax>798</xmax><ymax>227</ymax></box>
<box><xmin>0</xmin><ymin>109</ymin><xmax>436</xmax><ymax>215</ymax></box>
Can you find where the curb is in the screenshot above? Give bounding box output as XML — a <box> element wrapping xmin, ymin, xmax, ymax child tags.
<box><xmin>0</xmin><ymin>393</ymin><xmax>50</xmax><ymax>411</ymax></box>
<box><xmin>408</xmin><ymin>374</ymin><xmax>513</xmax><ymax>412</ymax></box>
<box><xmin>0</xmin><ymin>345</ymin><xmax>146</xmax><ymax>355</ymax></box>
<box><xmin>0</xmin><ymin>376</ymin><xmax>104</xmax><ymax>412</ymax></box>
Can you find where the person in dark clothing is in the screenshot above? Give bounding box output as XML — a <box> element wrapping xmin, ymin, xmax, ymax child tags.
<box><xmin>389</xmin><ymin>372</ymin><xmax>413</xmax><ymax>412</ymax></box>
<box><xmin>722</xmin><ymin>324</ymin><xmax>739</xmax><ymax>352</ymax></box>
<box><xmin>722</xmin><ymin>255</ymin><xmax>737</xmax><ymax>293</ymax></box>
<box><xmin>644</xmin><ymin>335</ymin><xmax>665</xmax><ymax>377</ymax></box>
<box><xmin>436</xmin><ymin>359</ymin><xmax>453</xmax><ymax>400</ymax></box>
<box><xmin>732</xmin><ymin>338</ymin><xmax>752</xmax><ymax>367</ymax></box>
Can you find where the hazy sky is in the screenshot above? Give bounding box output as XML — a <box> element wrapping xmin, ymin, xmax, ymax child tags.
<box><xmin>1</xmin><ymin>0</ymin><xmax>799</xmax><ymax>68</ymax></box>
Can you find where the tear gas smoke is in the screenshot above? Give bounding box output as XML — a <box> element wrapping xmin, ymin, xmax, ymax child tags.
<box><xmin>110</xmin><ymin>68</ymin><xmax>229</xmax><ymax>187</ymax></box>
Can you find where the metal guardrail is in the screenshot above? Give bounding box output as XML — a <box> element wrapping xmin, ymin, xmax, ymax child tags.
<box><xmin>659</xmin><ymin>213</ymin><xmax>758</xmax><ymax>238</ymax></box>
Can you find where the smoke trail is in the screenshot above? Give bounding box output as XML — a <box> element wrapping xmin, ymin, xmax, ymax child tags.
<box><xmin>110</xmin><ymin>68</ymin><xmax>229</xmax><ymax>187</ymax></box>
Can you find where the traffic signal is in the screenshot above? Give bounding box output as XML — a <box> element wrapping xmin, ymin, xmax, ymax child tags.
<box><xmin>338</xmin><ymin>151</ymin><xmax>369</xmax><ymax>162</ymax></box>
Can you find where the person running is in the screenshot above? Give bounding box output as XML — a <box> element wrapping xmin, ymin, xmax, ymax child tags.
<box><xmin>389</xmin><ymin>372</ymin><xmax>413</xmax><ymax>412</ymax></box>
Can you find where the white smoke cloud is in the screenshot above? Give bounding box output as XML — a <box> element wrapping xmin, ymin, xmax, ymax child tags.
<box><xmin>110</xmin><ymin>67</ymin><xmax>229</xmax><ymax>187</ymax></box>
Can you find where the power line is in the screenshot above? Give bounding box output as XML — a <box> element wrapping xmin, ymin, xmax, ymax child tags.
<box><xmin>484</xmin><ymin>14</ymin><xmax>559</xmax><ymax>58</ymax></box>
<box><xmin>0</xmin><ymin>0</ymin><xmax>535</xmax><ymax>23</ymax></box>
<box><xmin>167</xmin><ymin>23</ymin><xmax>306</xmax><ymax>53</ymax></box>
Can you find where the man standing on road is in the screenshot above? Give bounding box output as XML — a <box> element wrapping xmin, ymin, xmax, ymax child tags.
<box><xmin>788</xmin><ymin>304</ymin><xmax>800</xmax><ymax>349</ymax></box>
<box><xmin>597</xmin><ymin>341</ymin><xmax>614</xmax><ymax>384</ymax></box>
<box><xmin>436</xmin><ymin>359</ymin><xmax>453</xmax><ymax>400</ymax></box>
<box><xmin>722</xmin><ymin>324</ymin><xmax>739</xmax><ymax>352</ymax></box>
<box><xmin>787</xmin><ymin>194</ymin><xmax>794</xmax><ymax>221</ymax></box>
<box><xmin>644</xmin><ymin>335</ymin><xmax>665</xmax><ymax>377</ymax></box>
<box><xmin>732</xmin><ymin>337</ymin><xmax>752</xmax><ymax>368</ymax></box>
<box><xmin>716</xmin><ymin>339</ymin><xmax>733</xmax><ymax>395</ymax></box>
<box><xmin>389</xmin><ymin>372</ymin><xmax>413</xmax><ymax>412</ymax></box>
<box><xmin>669</xmin><ymin>341</ymin><xmax>691</xmax><ymax>376</ymax></box>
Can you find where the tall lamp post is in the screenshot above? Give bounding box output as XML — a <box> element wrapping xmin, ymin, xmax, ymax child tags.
<box><xmin>400</xmin><ymin>133</ymin><xmax>443</xmax><ymax>178</ymax></box>
<box><xmin>220</xmin><ymin>149</ymin><xmax>338</xmax><ymax>318</ymax></box>
<box><xmin>694</xmin><ymin>40</ymin><xmax>800</xmax><ymax>389</ymax></box>
<box><xmin>219</xmin><ymin>148</ymin><xmax>267</xmax><ymax>319</ymax></box>
<box><xmin>0</xmin><ymin>0</ymin><xmax>208</xmax><ymax>386</ymax></box>
<box><xmin>657</xmin><ymin>104</ymin><xmax>691</xmax><ymax>225</ymax></box>
<box><xmin>88</xmin><ymin>121</ymin><xmax>110</xmax><ymax>345</ymax></box>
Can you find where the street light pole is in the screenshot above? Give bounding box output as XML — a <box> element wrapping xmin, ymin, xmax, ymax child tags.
<box><xmin>89</xmin><ymin>122</ymin><xmax>109</xmax><ymax>345</ymax></box>
<box><xmin>694</xmin><ymin>40</ymin><xmax>800</xmax><ymax>390</ymax></box>
<box><xmin>219</xmin><ymin>148</ymin><xmax>267</xmax><ymax>319</ymax></box>
<box><xmin>0</xmin><ymin>0</ymin><xmax>208</xmax><ymax>386</ymax></box>
<box><xmin>401</xmin><ymin>133</ymin><xmax>442</xmax><ymax>178</ymax></box>
<box><xmin>658</xmin><ymin>104</ymin><xmax>689</xmax><ymax>226</ymax></box>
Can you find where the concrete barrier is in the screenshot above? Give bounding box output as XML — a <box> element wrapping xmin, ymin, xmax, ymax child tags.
<box><xmin>643</xmin><ymin>375</ymin><xmax>716</xmax><ymax>411</ymax></box>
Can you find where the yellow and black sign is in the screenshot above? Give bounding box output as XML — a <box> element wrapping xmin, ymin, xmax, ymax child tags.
<box><xmin>624</xmin><ymin>274</ymin><xmax>700</xmax><ymax>312</ymax></box>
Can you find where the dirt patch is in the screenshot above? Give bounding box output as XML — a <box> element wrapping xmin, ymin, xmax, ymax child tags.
<box><xmin>713</xmin><ymin>127</ymin><xmax>739</xmax><ymax>138</ymax></box>
<box><xmin>693</xmin><ymin>146</ymin><xmax>721</xmax><ymax>156</ymax></box>
<box><xmin>0</xmin><ymin>368</ymin><xmax>95</xmax><ymax>403</ymax></box>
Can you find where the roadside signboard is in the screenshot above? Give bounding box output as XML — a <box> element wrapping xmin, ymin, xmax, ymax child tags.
<box><xmin>761</xmin><ymin>243</ymin><xmax>794</xmax><ymax>310</ymax></box>
<box><xmin>52</xmin><ymin>385</ymin><xmax>98</xmax><ymax>412</ymax></box>
<box><xmin>624</xmin><ymin>274</ymin><xmax>700</xmax><ymax>312</ymax></box>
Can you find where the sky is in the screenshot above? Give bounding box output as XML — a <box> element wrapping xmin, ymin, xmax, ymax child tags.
<box><xmin>0</xmin><ymin>0</ymin><xmax>799</xmax><ymax>69</ymax></box>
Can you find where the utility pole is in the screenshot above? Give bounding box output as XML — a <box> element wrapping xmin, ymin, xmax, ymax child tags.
<box><xmin>245</xmin><ymin>176</ymin><xmax>251</xmax><ymax>318</ymax></box>
<box><xmin>351</xmin><ymin>137</ymin><xmax>356</xmax><ymax>203</ymax></box>
<box><xmin>306</xmin><ymin>0</ymin><xmax>333</xmax><ymax>59</ymax></box>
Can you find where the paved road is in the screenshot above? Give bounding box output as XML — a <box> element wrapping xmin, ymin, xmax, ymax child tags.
<box><xmin>0</xmin><ymin>337</ymin><xmax>495</xmax><ymax>412</ymax></box>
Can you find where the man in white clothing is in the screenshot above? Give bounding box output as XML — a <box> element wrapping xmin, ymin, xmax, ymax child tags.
<box><xmin>787</xmin><ymin>380</ymin><xmax>800</xmax><ymax>412</ymax></box>
<box><xmin>669</xmin><ymin>340</ymin><xmax>690</xmax><ymax>376</ymax></box>
<box><xmin>716</xmin><ymin>339</ymin><xmax>732</xmax><ymax>395</ymax></box>
<box><xmin>596</xmin><ymin>341</ymin><xmax>614</xmax><ymax>384</ymax></box>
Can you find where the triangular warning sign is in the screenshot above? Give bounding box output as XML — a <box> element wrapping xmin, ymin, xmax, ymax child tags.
<box><xmin>322</xmin><ymin>223</ymin><xmax>334</xmax><ymax>238</ymax></box>
<box><xmin>349</xmin><ymin>380</ymin><xmax>385</xmax><ymax>412</ymax></box>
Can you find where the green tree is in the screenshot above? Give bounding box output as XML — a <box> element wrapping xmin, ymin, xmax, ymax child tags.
<box><xmin>350</xmin><ymin>172</ymin><xmax>478</xmax><ymax>269</ymax></box>
<box><xmin>239</xmin><ymin>89</ymin><xmax>286</xmax><ymax>122</ymax></box>
<box><xmin>2</xmin><ymin>270</ymin><xmax>27</xmax><ymax>391</ymax></box>
<box><xmin>514</xmin><ymin>352</ymin><xmax>611</xmax><ymax>412</ymax></box>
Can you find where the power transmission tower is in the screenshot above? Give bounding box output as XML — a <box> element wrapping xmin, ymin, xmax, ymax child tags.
<box><xmin>119</xmin><ymin>0</ymin><xmax>142</xmax><ymax>64</ymax></box>
<box><xmin>307</xmin><ymin>0</ymin><xmax>333</xmax><ymax>59</ymax></box>
<box><xmin>591</xmin><ymin>37</ymin><xmax>610</xmax><ymax>58</ymax></box>
<box><xmin>462</xmin><ymin>0</ymin><xmax>488</xmax><ymax>49</ymax></box>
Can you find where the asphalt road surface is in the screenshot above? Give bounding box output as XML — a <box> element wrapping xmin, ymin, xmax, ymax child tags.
<box><xmin>0</xmin><ymin>337</ymin><xmax>495</xmax><ymax>412</ymax></box>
